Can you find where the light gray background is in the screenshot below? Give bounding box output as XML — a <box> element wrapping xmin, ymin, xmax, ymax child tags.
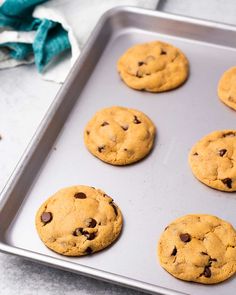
<box><xmin>1</xmin><ymin>0</ymin><xmax>236</xmax><ymax>294</ymax></box>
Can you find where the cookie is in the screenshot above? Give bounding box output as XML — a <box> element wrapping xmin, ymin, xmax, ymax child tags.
<box><xmin>158</xmin><ymin>214</ymin><xmax>236</xmax><ymax>284</ymax></box>
<box><xmin>117</xmin><ymin>41</ymin><xmax>189</xmax><ymax>92</ymax></box>
<box><xmin>188</xmin><ymin>130</ymin><xmax>236</xmax><ymax>191</ymax></box>
<box><xmin>84</xmin><ymin>106</ymin><xmax>156</xmax><ymax>165</ymax></box>
<box><xmin>218</xmin><ymin>66</ymin><xmax>236</xmax><ymax>110</ymax></box>
<box><xmin>35</xmin><ymin>185</ymin><xmax>123</xmax><ymax>256</ymax></box>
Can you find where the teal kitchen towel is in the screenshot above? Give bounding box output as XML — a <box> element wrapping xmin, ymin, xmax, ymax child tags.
<box><xmin>0</xmin><ymin>0</ymin><xmax>159</xmax><ymax>83</ymax></box>
<box><xmin>0</xmin><ymin>0</ymin><xmax>71</xmax><ymax>72</ymax></box>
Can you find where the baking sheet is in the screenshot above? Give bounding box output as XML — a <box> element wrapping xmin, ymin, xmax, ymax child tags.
<box><xmin>1</xmin><ymin>6</ymin><xmax>236</xmax><ymax>295</ymax></box>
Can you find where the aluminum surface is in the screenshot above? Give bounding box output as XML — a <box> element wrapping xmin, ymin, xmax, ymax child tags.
<box><xmin>1</xmin><ymin>6</ymin><xmax>236</xmax><ymax>295</ymax></box>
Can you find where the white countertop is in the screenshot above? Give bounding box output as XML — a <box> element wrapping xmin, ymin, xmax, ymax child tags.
<box><xmin>1</xmin><ymin>1</ymin><xmax>236</xmax><ymax>294</ymax></box>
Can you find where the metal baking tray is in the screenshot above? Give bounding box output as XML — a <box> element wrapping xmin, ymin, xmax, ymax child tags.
<box><xmin>1</xmin><ymin>6</ymin><xmax>236</xmax><ymax>295</ymax></box>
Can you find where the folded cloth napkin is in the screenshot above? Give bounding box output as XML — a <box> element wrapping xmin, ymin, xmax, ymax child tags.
<box><xmin>0</xmin><ymin>0</ymin><xmax>159</xmax><ymax>83</ymax></box>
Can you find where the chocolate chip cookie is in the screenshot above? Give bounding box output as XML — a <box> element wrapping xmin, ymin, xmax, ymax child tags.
<box><xmin>84</xmin><ymin>106</ymin><xmax>156</xmax><ymax>165</ymax></box>
<box><xmin>189</xmin><ymin>130</ymin><xmax>236</xmax><ymax>191</ymax></box>
<box><xmin>218</xmin><ymin>66</ymin><xmax>236</xmax><ymax>111</ymax></box>
<box><xmin>158</xmin><ymin>214</ymin><xmax>236</xmax><ymax>284</ymax></box>
<box><xmin>117</xmin><ymin>41</ymin><xmax>189</xmax><ymax>92</ymax></box>
<box><xmin>35</xmin><ymin>185</ymin><xmax>123</xmax><ymax>256</ymax></box>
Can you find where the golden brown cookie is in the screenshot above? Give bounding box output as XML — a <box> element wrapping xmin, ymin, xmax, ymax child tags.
<box><xmin>218</xmin><ymin>66</ymin><xmax>236</xmax><ymax>110</ymax></box>
<box><xmin>35</xmin><ymin>185</ymin><xmax>123</xmax><ymax>256</ymax></box>
<box><xmin>84</xmin><ymin>106</ymin><xmax>156</xmax><ymax>165</ymax></box>
<box><xmin>158</xmin><ymin>214</ymin><xmax>236</xmax><ymax>284</ymax></box>
<box><xmin>117</xmin><ymin>41</ymin><xmax>189</xmax><ymax>92</ymax></box>
<box><xmin>188</xmin><ymin>130</ymin><xmax>236</xmax><ymax>192</ymax></box>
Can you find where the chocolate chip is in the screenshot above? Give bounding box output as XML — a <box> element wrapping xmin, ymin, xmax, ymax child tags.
<box><xmin>74</xmin><ymin>192</ymin><xmax>87</xmax><ymax>199</ymax></box>
<box><xmin>85</xmin><ymin>247</ymin><xmax>93</xmax><ymax>254</ymax></box>
<box><xmin>124</xmin><ymin>148</ymin><xmax>128</xmax><ymax>151</ymax></box>
<box><xmin>121</xmin><ymin>125</ymin><xmax>129</xmax><ymax>131</ymax></box>
<box><xmin>160</xmin><ymin>49</ymin><xmax>167</xmax><ymax>55</ymax></box>
<box><xmin>219</xmin><ymin>149</ymin><xmax>227</xmax><ymax>157</ymax></box>
<box><xmin>86</xmin><ymin>130</ymin><xmax>90</xmax><ymax>135</ymax></box>
<box><xmin>138</xmin><ymin>61</ymin><xmax>145</xmax><ymax>66</ymax></box>
<box><xmin>87</xmin><ymin>233</ymin><xmax>96</xmax><ymax>240</ymax></box>
<box><xmin>41</xmin><ymin>212</ymin><xmax>52</xmax><ymax>224</ymax></box>
<box><xmin>221</xmin><ymin>178</ymin><xmax>232</xmax><ymax>189</ymax></box>
<box><xmin>133</xmin><ymin>115</ymin><xmax>141</xmax><ymax>124</ymax></box>
<box><xmin>223</xmin><ymin>132</ymin><xmax>235</xmax><ymax>137</ymax></box>
<box><xmin>98</xmin><ymin>146</ymin><xmax>105</xmax><ymax>153</ymax></box>
<box><xmin>179</xmin><ymin>233</ymin><xmax>191</xmax><ymax>242</ymax></box>
<box><xmin>203</xmin><ymin>266</ymin><xmax>211</xmax><ymax>278</ymax></box>
<box><xmin>110</xmin><ymin>202</ymin><xmax>118</xmax><ymax>216</ymax></box>
<box><xmin>73</xmin><ymin>227</ymin><xmax>83</xmax><ymax>236</ymax></box>
<box><xmin>136</xmin><ymin>70</ymin><xmax>143</xmax><ymax>78</ymax></box>
<box><xmin>101</xmin><ymin>121</ymin><xmax>109</xmax><ymax>127</ymax></box>
<box><xmin>164</xmin><ymin>226</ymin><xmax>169</xmax><ymax>231</ymax></box>
<box><xmin>193</xmin><ymin>152</ymin><xmax>198</xmax><ymax>156</ymax></box>
<box><xmin>171</xmin><ymin>246</ymin><xmax>177</xmax><ymax>256</ymax></box>
<box><xmin>85</xmin><ymin>218</ymin><xmax>97</xmax><ymax>228</ymax></box>
<box><xmin>201</xmin><ymin>251</ymin><xmax>208</xmax><ymax>255</ymax></box>
<box><xmin>209</xmin><ymin>258</ymin><xmax>217</xmax><ymax>262</ymax></box>
<box><xmin>83</xmin><ymin>231</ymin><xmax>96</xmax><ymax>240</ymax></box>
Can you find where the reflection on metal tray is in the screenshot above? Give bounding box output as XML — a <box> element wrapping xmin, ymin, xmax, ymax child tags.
<box><xmin>1</xmin><ymin>6</ymin><xmax>236</xmax><ymax>295</ymax></box>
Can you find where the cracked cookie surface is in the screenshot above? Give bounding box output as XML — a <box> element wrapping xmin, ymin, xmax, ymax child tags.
<box><xmin>84</xmin><ymin>106</ymin><xmax>156</xmax><ymax>165</ymax></box>
<box><xmin>189</xmin><ymin>130</ymin><xmax>236</xmax><ymax>191</ymax></box>
<box><xmin>218</xmin><ymin>66</ymin><xmax>236</xmax><ymax>111</ymax></box>
<box><xmin>158</xmin><ymin>214</ymin><xmax>236</xmax><ymax>284</ymax></box>
<box><xmin>35</xmin><ymin>185</ymin><xmax>122</xmax><ymax>256</ymax></box>
<box><xmin>117</xmin><ymin>41</ymin><xmax>189</xmax><ymax>92</ymax></box>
